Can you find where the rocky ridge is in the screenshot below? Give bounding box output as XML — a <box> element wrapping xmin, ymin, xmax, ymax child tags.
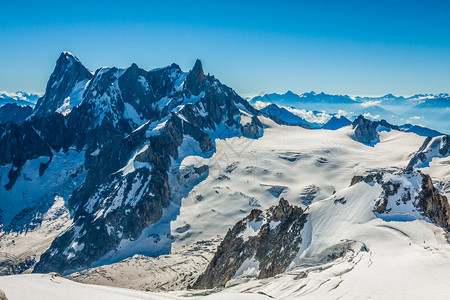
<box><xmin>193</xmin><ymin>198</ymin><xmax>308</xmax><ymax>289</ymax></box>
<box><xmin>0</xmin><ymin>52</ymin><xmax>264</xmax><ymax>274</ymax></box>
<box><xmin>351</xmin><ymin>170</ymin><xmax>449</xmax><ymax>231</ymax></box>
<box><xmin>406</xmin><ymin>135</ymin><xmax>449</xmax><ymax>171</ymax></box>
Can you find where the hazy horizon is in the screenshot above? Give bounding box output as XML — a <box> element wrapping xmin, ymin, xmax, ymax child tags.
<box><xmin>1</xmin><ymin>0</ymin><xmax>449</xmax><ymax>96</ymax></box>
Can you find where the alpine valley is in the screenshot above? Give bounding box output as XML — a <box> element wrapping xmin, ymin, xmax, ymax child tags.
<box><xmin>0</xmin><ymin>52</ymin><xmax>449</xmax><ymax>300</ymax></box>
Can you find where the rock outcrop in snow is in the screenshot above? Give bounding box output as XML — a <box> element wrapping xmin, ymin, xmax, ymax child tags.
<box><xmin>0</xmin><ymin>288</ymin><xmax>7</xmax><ymax>300</ymax></box>
<box><xmin>352</xmin><ymin>170</ymin><xmax>450</xmax><ymax>231</ymax></box>
<box><xmin>406</xmin><ymin>135</ymin><xmax>449</xmax><ymax>171</ymax></box>
<box><xmin>352</xmin><ymin>115</ymin><xmax>380</xmax><ymax>145</ymax></box>
<box><xmin>418</xmin><ymin>173</ymin><xmax>450</xmax><ymax>231</ymax></box>
<box><xmin>193</xmin><ymin>198</ymin><xmax>308</xmax><ymax>289</ymax></box>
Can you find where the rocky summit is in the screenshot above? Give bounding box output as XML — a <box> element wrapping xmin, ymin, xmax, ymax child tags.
<box><xmin>352</xmin><ymin>115</ymin><xmax>380</xmax><ymax>145</ymax></box>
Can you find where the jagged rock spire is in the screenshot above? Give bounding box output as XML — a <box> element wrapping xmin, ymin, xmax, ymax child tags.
<box><xmin>185</xmin><ymin>59</ymin><xmax>206</xmax><ymax>95</ymax></box>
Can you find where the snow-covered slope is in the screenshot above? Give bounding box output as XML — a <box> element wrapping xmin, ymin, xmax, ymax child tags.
<box><xmin>407</xmin><ymin>135</ymin><xmax>449</xmax><ymax>171</ymax></box>
<box><xmin>1</xmin><ymin>54</ymin><xmax>449</xmax><ymax>299</ymax></box>
<box><xmin>62</xmin><ymin>117</ymin><xmax>449</xmax><ymax>296</ymax></box>
<box><xmin>2</xmin><ymin>118</ymin><xmax>450</xmax><ymax>299</ymax></box>
<box><xmin>0</xmin><ymin>274</ymin><xmax>272</xmax><ymax>300</ymax></box>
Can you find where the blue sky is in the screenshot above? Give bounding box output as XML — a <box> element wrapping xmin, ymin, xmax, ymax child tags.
<box><xmin>0</xmin><ymin>0</ymin><xmax>449</xmax><ymax>97</ymax></box>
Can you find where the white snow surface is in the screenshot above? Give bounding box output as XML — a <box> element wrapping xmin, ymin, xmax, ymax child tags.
<box><xmin>0</xmin><ymin>274</ymin><xmax>272</xmax><ymax>300</ymax></box>
<box><xmin>0</xmin><ymin>150</ymin><xmax>86</xmax><ymax>273</ymax></box>
<box><xmin>2</xmin><ymin>118</ymin><xmax>450</xmax><ymax>299</ymax></box>
<box><xmin>55</xmin><ymin>79</ymin><xmax>90</xmax><ymax>115</ymax></box>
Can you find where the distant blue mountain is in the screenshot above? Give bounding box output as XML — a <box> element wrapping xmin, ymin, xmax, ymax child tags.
<box><xmin>0</xmin><ymin>91</ymin><xmax>40</xmax><ymax>106</ymax></box>
<box><xmin>260</xmin><ymin>103</ymin><xmax>310</xmax><ymax>126</ymax></box>
<box><xmin>322</xmin><ymin>115</ymin><xmax>352</xmax><ymax>130</ymax></box>
<box><xmin>252</xmin><ymin>91</ymin><xmax>356</xmax><ymax>106</ymax></box>
<box><xmin>251</xmin><ymin>91</ymin><xmax>449</xmax><ymax>134</ymax></box>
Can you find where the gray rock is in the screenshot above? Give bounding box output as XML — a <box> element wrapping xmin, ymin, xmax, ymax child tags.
<box><xmin>33</xmin><ymin>52</ymin><xmax>93</xmax><ymax>117</ymax></box>
<box><xmin>193</xmin><ymin>198</ymin><xmax>308</xmax><ymax>289</ymax></box>
<box><xmin>352</xmin><ymin>115</ymin><xmax>379</xmax><ymax>145</ymax></box>
<box><xmin>418</xmin><ymin>173</ymin><xmax>450</xmax><ymax>231</ymax></box>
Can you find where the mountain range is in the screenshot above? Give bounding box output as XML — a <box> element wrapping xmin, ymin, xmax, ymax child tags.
<box><xmin>0</xmin><ymin>53</ymin><xmax>449</xmax><ymax>299</ymax></box>
<box><xmin>0</xmin><ymin>91</ymin><xmax>40</xmax><ymax>106</ymax></box>
<box><xmin>251</xmin><ymin>91</ymin><xmax>450</xmax><ymax>134</ymax></box>
<box><xmin>1</xmin><ymin>52</ymin><xmax>263</xmax><ymax>275</ymax></box>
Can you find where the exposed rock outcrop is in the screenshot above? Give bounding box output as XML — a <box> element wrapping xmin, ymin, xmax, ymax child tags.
<box><xmin>352</xmin><ymin>115</ymin><xmax>379</xmax><ymax>145</ymax></box>
<box><xmin>353</xmin><ymin>171</ymin><xmax>449</xmax><ymax>231</ymax></box>
<box><xmin>418</xmin><ymin>174</ymin><xmax>450</xmax><ymax>231</ymax></box>
<box><xmin>33</xmin><ymin>52</ymin><xmax>93</xmax><ymax>117</ymax></box>
<box><xmin>184</xmin><ymin>59</ymin><xmax>206</xmax><ymax>96</ymax></box>
<box><xmin>193</xmin><ymin>198</ymin><xmax>308</xmax><ymax>289</ymax></box>
<box><xmin>351</xmin><ymin>115</ymin><xmax>403</xmax><ymax>145</ymax></box>
<box><xmin>0</xmin><ymin>121</ymin><xmax>53</xmax><ymax>190</ymax></box>
<box><xmin>406</xmin><ymin>135</ymin><xmax>449</xmax><ymax>171</ymax></box>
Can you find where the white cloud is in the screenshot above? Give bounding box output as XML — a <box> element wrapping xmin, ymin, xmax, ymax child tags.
<box><xmin>285</xmin><ymin>107</ymin><xmax>331</xmax><ymax>123</ymax></box>
<box><xmin>363</xmin><ymin>113</ymin><xmax>380</xmax><ymax>120</ymax></box>
<box><xmin>252</xmin><ymin>101</ymin><xmax>271</xmax><ymax>110</ymax></box>
<box><xmin>360</xmin><ymin>100</ymin><xmax>381</xmax><ymax>108</ymax></box>
<box><xmin>337</xmin><ymin>110</ymin><xmax>348</xmax><ymax>117</ymax></box>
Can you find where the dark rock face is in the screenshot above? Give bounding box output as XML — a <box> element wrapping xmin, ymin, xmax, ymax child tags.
<box><xmin>33</xmin><ymin>52</ymin><xmax>93</xmax><ymax>117</ymax></box>
<box><xmin>8</xmin><ymin>53</ymin><xmax>264</xmax><ymax>274</ymax></box>
<box><xmin>0</xmin><ymin>254</ymin><xmax>36</xmax><ymax>275</ymax></box>
<box><xmin>184</xmin><ymin>59</ymin><xmax>206</xmax><ymax>96</ymax></box>
<box><xmin>0</xmin><ymin>121</ymin><xmax>52</xmax><ymax>190</ymax></box>
<box><xmin>350</xmin><ymin>173</ymin><xmax>383</xmax><ymax>186</ymax></box>
<box><xmin>241</xmin><ymin>116</ymin><xmax>264</xmax><ymax>138</ymax></box>
<box><xmin>0</xmin><ymin>104</ymin><xmax>33</xmax><ymax>124</ymax></box>
<box><xmin>352</xmin><ymin>115</ymin><xmax>444</xmax><ymax>146</ymax></box>
<box><xmin>375</xmin><ymin>180</ymin><xmax>401</xmax><ymax>214</ymax></box>
<box><xmin>351</xmin><ymin>115</ymin><xmax>404</xmax><ymax>145</ymax></box>
<box><xmin>352</xmin><ymin>115</ymin><xmax>379</xmax><ymax>145</ymax></box>
<box><xmin>193</xmin><ymin>198</ymin><xmax>308</xmax><ymax>289</ymax></box>
<box><xmin>355</xmin><ymin>171</ymin><xmax>449</xmax><ymax>232</ymax></box>
<box><xmin>260</xmin><ymin>103</ymin><xmax>310</xmax><ymax>128</ymax></box>
<box><xmin>418</xmin><ymin>174</ymin><xmax>450</xmax><ymax>231</ymax></box>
